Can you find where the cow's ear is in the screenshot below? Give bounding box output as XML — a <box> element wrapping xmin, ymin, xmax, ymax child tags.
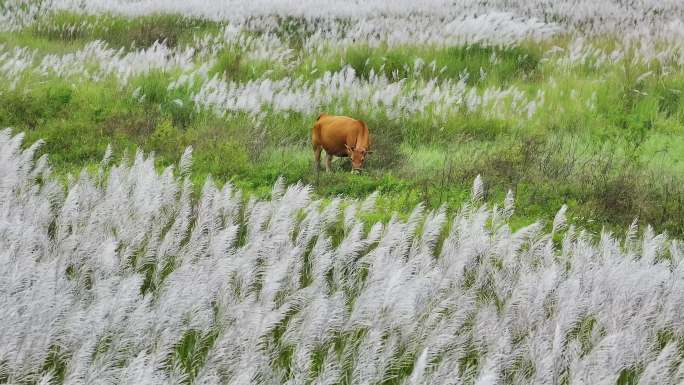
<box><xmin>345</xmin><ymin>144</ymin><xmax>353</xmax><ymax>152</ymax></box>
<box><xmin>367</xmin><ymin>150</ymin><xmax>374</xmax><ymax>155</ymax></box>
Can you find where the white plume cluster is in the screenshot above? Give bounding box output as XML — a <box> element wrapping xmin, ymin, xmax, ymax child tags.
<box><xmin>0</xmin><ymin>41</ymin><xmax>196</xmax><ymax>85</ymax></box>
<box><xmin>35</xmin><ymin>0</ymin><xmax>684</xmax><ymax>40</ymax></box>
<box><xmin>0</xmin><ymin>43</ymin><xmax>541</xmax><ymax>121</ymax></box>
<box><xmin>2</xmin><ymin>129</ymin><xmax>683</xmax><ymax>384</ymax></box>
<box><xmin>3</xmin><ymin>0</ymin><xmax>684</xmax><ymax>46</ymax></box>
<box><xmin>2</xmin><ymin>0</ymin><xmax>684</xmax><ymax>124</ymax></box>
<box><xmin>189</xmin><ymin>67</ymin><xmax>537</xmax><ymax>120</ymax></box>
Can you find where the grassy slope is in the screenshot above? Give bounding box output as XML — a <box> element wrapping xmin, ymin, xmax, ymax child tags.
<box><xmin>3</xmin><ymin>11</ymin><xmax>684</xmax><ymax>235</ymax></box>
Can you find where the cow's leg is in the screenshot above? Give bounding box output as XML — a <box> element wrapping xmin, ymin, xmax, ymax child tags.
<box><xmin>313</xmin><ymin>145</ymin><xmax>322</xmax><ymax>173</ymax></box>
<box><xmin>325</xmin><ymin>153</ymin><xmax>333</xmax><ymax>172</ymax></box>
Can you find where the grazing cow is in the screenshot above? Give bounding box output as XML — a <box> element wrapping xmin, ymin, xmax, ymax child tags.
<box><xmin>312</xmin><ymin>113</ymin><xmax>372</xmax><ymax>173</ymax></box>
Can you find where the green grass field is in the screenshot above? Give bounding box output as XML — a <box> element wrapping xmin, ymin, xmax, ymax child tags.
<box><xmin>3</xmin><ymin>11</ymin><xmax>684</xmax><ymax>235</ymax></box>
<box><xmin>4</xmin><ymin>4</ymin><xmax>684</xmax><ymax>384</ymax></box>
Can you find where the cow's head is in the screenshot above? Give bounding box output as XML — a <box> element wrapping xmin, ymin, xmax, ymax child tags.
<box><xmin>345</xmin><ymin>144</ymin><xmax>372</xmax><ymax>173</ymax></box>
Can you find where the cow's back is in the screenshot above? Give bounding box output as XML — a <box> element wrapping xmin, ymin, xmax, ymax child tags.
<box><xmin>313</xmin><ymin>115</ymin><xmax>364</xmax><ymax>156</ymax></box>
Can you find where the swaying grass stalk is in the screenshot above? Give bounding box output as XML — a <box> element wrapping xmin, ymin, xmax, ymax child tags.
<box><xmin>2</xmin><ymin>129</ymin><xmax>683</xmax><ymax>384</ymax></box>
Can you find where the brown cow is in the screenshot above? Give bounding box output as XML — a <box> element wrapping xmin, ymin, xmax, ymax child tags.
<box><xmin>312</xmin><ymin>113</ymin><xmax>372</xmax><ymax>173</ymax></box>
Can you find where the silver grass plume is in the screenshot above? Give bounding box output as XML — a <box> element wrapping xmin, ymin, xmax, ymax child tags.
<box><xmin>1</xmin><ymin>130</ymin><xmax>683</xmax><ymax>385</ymax></box>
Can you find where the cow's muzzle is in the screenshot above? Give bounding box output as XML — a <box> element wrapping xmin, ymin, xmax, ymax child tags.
<box><xmin>351</xmin><ymin>168</ymin><xmax>362</xmax><ymax>174</ymax></box>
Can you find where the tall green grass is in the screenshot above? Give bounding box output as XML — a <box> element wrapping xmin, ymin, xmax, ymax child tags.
<box><xmin>32</xmin><ymin>11</ymin><xmax>223</xmax><ymax>49</ymax></box>
<box><xmin>3</xmin><ymin>13</ymin><xmax>684</xmax><ymax>235</ymax></box>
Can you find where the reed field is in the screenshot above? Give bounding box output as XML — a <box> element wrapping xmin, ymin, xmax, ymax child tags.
<box><xmin>2</xmin><ymin>1</ymin><xmax>684</xmax><ymax>384</ymax></box>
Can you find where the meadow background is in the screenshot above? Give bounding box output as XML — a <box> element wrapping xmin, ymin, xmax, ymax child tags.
<box><xmin>2</xmin><ymin>0</ymin><xmax>684</xmax><ymax>384</ymax></box>
<box><xmin>2</xmin><ymin>0</ymin><xmax>684</xmax><ymax>233</ymax></box>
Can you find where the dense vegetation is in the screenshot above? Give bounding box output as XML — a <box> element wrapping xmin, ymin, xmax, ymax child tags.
<box><xmin>2</xmin><ymin>1</ymin><xmax>684</xmax><ymax>383</ymax></box>
<box><xmin>3</xmin><ymin>129</ymin><xmax>684</xmax><ymax>385</ymax></box>
<box><xmin>1</xmin><ymin>6</ymin><xmax>684</xmax><ymax>235</ymax></box>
